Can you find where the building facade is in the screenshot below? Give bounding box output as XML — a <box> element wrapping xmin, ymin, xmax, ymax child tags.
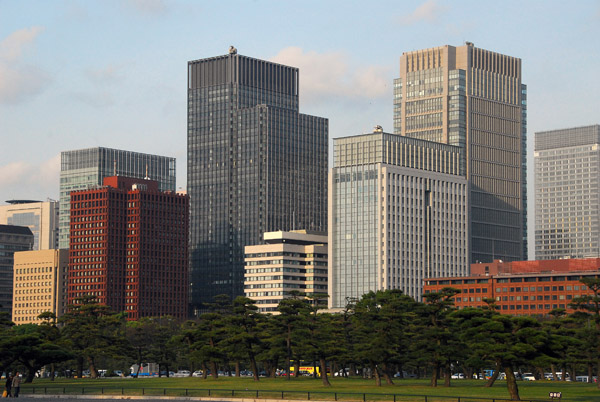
<box><xmin>0</xmin><ymin>200</ymin><xmax>59</xmax><ymax>250</ymax></box>
<box><xmin>12</xmin><ymin>249</ymin><xmax>68</xmax><ymax>324</ymax></box>
<box><xmin>187</xmin><ymin>48</ymin><xmax>328</xmax><ymax>312</ymax></box>
<box><xmin>424</xmin><ymin>258</ymin><xmax>600</xmax><ymax>316</ymax></box>
<box><xmin>244</xmin><ymin>230</ymin><xmax>327</xmax><ymax>313</ymax></box>
<box><xmin>328</xmin><ymin>129</ymin><xmax>468</xmax><ymax>308</ymax></box>
<box><xmin>59</xmin><ymin>147</ymin><xmax>176</xmax><ymax>249</ymax></box>
<box><xmin>0</xmin><ymin>225</ymin><xmax>34</xmax><ymax>316</ymax></box>
<box><xmin>68</xmin><ymin>176</ymin><xmax>188</xmax><ymax>320</ymax></box>
<box><xmin>394</xmin><ymin>43</ymin><xmax>527</xmax><ymax>263</ymax></box>
<box><xmin>535</xmin><ymin>125</ymin><xmax>600</xmax><ymax>260</ymax></box>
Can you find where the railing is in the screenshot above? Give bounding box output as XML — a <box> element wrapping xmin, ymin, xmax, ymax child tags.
<box><xmin>23</xmin><ymin>386</ymin><xmax>559</xmax><ymax>402</ymax></box>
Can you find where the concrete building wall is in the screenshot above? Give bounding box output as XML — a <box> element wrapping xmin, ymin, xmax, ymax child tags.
<box><xmin>244</xmin><ymin>230</ymin><xmax>327</xmax><ymax>313</ymax></box>
<box><xmin>12</xmin><ymin>249</ymin><xmax>68</xmax><ymax>324</ymax></box>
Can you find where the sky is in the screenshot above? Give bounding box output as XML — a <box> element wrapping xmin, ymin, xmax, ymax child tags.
<box><xmin>1</xmin><ymin>0</ymin><xmax>599</xmax><ymax>258</ymax></box>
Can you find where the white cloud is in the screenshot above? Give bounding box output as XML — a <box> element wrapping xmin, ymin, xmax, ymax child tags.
<box><xmin>0</xmin><ymin>154</ymin><xmax>60</xmax><ymax>200</ymax></box>
<box><xmin>269</xmin><ymin>47</ymin><xmax>390</xmax><ymax>102</ymax></box>
<box><xmin>399</xmin><ymin>0</ymin><xmax>447</xmax><ymax>25</ymax></box>
<box><xmin>0</xmin><ymin>26</ymin><xmax>49</xmax><ymax>105</ymax></box>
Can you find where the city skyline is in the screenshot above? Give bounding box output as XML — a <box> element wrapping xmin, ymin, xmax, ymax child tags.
<box><xmin>1</xmin><ymin>0</ymin><xmax>600</xmax><ymax>261</ymax></box>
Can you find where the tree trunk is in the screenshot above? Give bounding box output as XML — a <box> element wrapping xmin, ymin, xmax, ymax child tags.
<box><xmin>24</xmin><ymin>367</ymin><xmax>36</xmax><ymax>383</ymax></box>
<box><xmin>250</xmin><ymin>356</ymin><xmax>259</xmax><ymax>382</ymax></box>
<box><xmin>430</xmin><ymin>362</ymin><xmax>439</xmax><ymax>387</ymax></box>
<box><xmin>380</xmin><ymin>363</ymin><xmax>394</xmax><ymax>385</ymax></box>
<box><xmin>597</xmin><ymin>357</ymin><xmax>600</xmax><ymax>389</ymax></box>
<box><xmin>235</xmin><ymin>361</ymin><xmax>240</xmax><ymax>378</ymax></box>
<box><xmin>202</xmin><ymin>362</ymin><xmax>208</xmax><ymax>379</ymax></box>
<box><xmin>373</xmin><ymin>363</ymin><xmax>381</xmax><ymax>386</ymax></box>
<box><xmin>551</xmin><ymin>363</ymin><xmax>558</xmax><ymax>381</ymax></box>
<box><xmin>504</xmin><ymin>366</ymin><xmax>520</xmax><ymax>401</ymax></box>
<box><xmin>320</xmin><ymin>358</ymin><xmax>330</xmax><ymax>387</ymax></box>
<box><xmin>561</xmin><ymin>363</ymin><xmax>567</xmax><ymax>381</ymax></box>
<box><xmin>588</xmin><ymin>363</ymin><xmax>593</xmax><ymax>383</ymax></box>
<box><xmin>485</xmin><ymin>362</ymin><xmax>501</xmax><ymax>387</ymax></box>
<box><xmin>210</xmin><ymin>361</ymin><xmax>218</xmax><ymax>379</ymax></box>
<box><xmin>88</xmin><ymin>357</ymin><xmax>98</xmax><ymax>379</ymax></box>
<box><xmin>536</xmin><ymin>366</ymin><xmax>544</xmax><ymax>380</ymax></box>
<box><xmin>444</xmin><ymin>362</ymin><xmax>451</xmax><ymax>387</ymax></box>
<box><xmin>50</xmin><ymin>363</ymin><xmax>55</xmax><ymax>381</ymax></box>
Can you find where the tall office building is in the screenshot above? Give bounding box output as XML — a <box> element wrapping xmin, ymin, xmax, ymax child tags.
<box><xmin>59</xmin><ymin>147</ymin><xmax>176</xmax><ymax>249</ymax></box>
<box><xmin>0</xmin><ymin>200</ymin><xmax>59</xmax><ymax>250</ymax></box>
<box><xmin>394</xmin><ymin>43</ymin><xmax>527</xmax><ymax>263</ymax></box>
<box><xmin>535</xmin><ymin>125</ymin><xmax>600</xmax><ymax>259</ymax></box>
<box><xmin>328</xmin><ymin>128</ymin><xmax>468</xmax><ymax>308</ymax></box>
<box><xmin>68</xmin><ymin>176</ymin><xmax>188</xmax><ymax>320</ymax></box>
<box><xmin>0</xmin><ymin>225</ymin><xmax>34</xmax><ymax>316</ymax></box>
<box><xmin>12</xmin><ymin>249</ymin><xmax>68</xmax><ymax>324</ymax></box>
<box><xmin>188</xmin><ymin>47</ymin><xmax>328</xmax><ymax>312</ymax></box>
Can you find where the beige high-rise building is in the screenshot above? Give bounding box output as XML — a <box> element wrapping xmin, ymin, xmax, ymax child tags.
<box><xmin>244</xmin><ymin>230</ymin><xmax>327</xmax><ymax>313</ymax></box>
<box><xmin>12</xmin><ymin>249</ymin><xmax>68</xmax><ymax>324</ymax></box>
<box><xmin>394</xmin><ymin>43</ymin><xmax>527</xmax><ymax>263</ymax></box>
<box><xmin>0</xmin><ymin>200</ymin><xmax>59</xmax><ymax>250</ymax></box>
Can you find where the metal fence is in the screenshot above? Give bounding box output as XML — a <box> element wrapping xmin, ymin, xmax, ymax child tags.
<box><xmin>23</xmin><ymin>386</ymin><xmax>562</xmax><ymax>402</ymax></box>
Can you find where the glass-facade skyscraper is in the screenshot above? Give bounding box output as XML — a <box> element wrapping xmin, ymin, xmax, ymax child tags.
<box><xmin>58</xmin><ymin>147</ymin><xmax>176</xmax><ymax>249</ymax></box>
<box><xmin>535</xmin><ymin>125</ymin><xmax>600</xmax><ymax>259</ymax></box>
<box><xmin>394</xmin><ymin>43</ymin><xmax>527</xmax><ymax>263</ymax></box>
<box><xmin>187</xmin><ymin>48</ymin><xmax>328</xmax><ymax>312</ymax></box>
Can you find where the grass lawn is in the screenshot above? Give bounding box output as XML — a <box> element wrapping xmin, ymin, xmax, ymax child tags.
<box><xmin>22</xmin><ymin>376</ymin><xmax>600</xmax><ymax>402</ymax></box>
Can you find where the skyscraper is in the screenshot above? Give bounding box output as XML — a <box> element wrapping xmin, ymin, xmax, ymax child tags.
<box><xmin>68</xmin><ymin>176</ymin><xmax>188</xmax><ymax>319</ymax></box>
<box><xmin>394</xmin><ymin>43</ymin><xmax>527</xmax><ymax>263</ymax></box>
<box><xmin>187</xmin><ymin>47</ymin><xmax>328</xmax><ymax>312</ymax></box>
<box><xmin>328</xmin><ymin>128</ymin><xmax>468</xmax><ymax>308</ymax></box>
<box><xmin>0</xmin><ymin>200</ymin><xmax>59</xmax><ymax>250</ymax></box>
<box><xmin>535</xmin><ymin>125</ymin><xmax>600</xmax><ymax>259</ymax></box>
<box><xmin>59</xmin><ymin>147</ymin><xmax>176</xmax><ymax>249</ymax></box>
<box><xmin>0</xmin><ymin>225</ymin><xmax>34</xmax><ymax>316</ymax></box>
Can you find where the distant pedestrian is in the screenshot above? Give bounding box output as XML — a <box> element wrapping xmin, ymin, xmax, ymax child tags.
<box><xmin>10</xmin><ymin>373</ymin><xmax>20</xmax><ymax>398</ymax></box>
<box><xmin>4</xmin><ymin>373</ymin><xmax>11</xmax><ymax>397</ymax></box>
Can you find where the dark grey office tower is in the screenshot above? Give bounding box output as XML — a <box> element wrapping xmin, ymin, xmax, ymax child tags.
<box><xmin>187</xmin><ymin>48</ymin><xmax>328</xmax><ymax>312</ymax></box>
<box><xmin>0</xmin><ymin>225</ymin><xmax>33</xmax><ymax>317</ymax></box>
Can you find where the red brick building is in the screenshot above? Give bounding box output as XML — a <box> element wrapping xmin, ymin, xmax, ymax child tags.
<box><xmin>423</xmin><ymin>259</ymin><xmax>600</xmax><ymax>316</ymax></box>
<box><xmin>68</xmin><ymin>176</ymin><xmax>188</xmax><ymax>320</ymax></box>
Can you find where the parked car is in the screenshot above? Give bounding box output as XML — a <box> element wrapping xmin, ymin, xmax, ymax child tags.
<box><xmin>451</xmin><ymin>373</ymin><xmax>465</xmax><ymax>379</ymax></box>
<box><xmin>173</xmin><ymin>370</ymin><xmax>191</xmax><ymax>377</ymax></box>
<box><xmin>522</xmin><ymin>373</ymin><xmax>536</xmax><ymax>381</ymax></box>
<box><xmin>192</xmin><ymin>370</ymin><xmax>203</xmax><ymax>377</ymax></box>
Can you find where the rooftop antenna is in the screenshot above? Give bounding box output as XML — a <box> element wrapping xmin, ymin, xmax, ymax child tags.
<box><xmin>113</xmin><ymin>159</ymin><xmax>117</xmax><ymax>176</ymax></box>
<box><xmin>145</xmin><ymin>164</ymin><xmax>149</xmax><ymax>180</ymax></box>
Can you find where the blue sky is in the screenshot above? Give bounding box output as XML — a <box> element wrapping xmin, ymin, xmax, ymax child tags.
<box><xmin>1</xmin><ymin>0</ymin><xmax>599</xmax><ymax>256</ymax></box>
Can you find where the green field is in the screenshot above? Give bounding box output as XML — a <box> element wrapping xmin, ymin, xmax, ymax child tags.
<box><xmin>21</xmin><ymin>376</ymin><xmax>600</xmax><ymax>402</ymax></box>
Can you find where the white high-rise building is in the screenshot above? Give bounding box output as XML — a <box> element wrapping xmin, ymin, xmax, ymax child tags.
<box><xmin>535</xmin><ymin>125</ymin><xmax>600</xmax><ymax>259</ymax></box>
<box><xmin>328</xmin><ymin>128</ymin><xmax>469</xmax><ymax>308</ymax></box>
